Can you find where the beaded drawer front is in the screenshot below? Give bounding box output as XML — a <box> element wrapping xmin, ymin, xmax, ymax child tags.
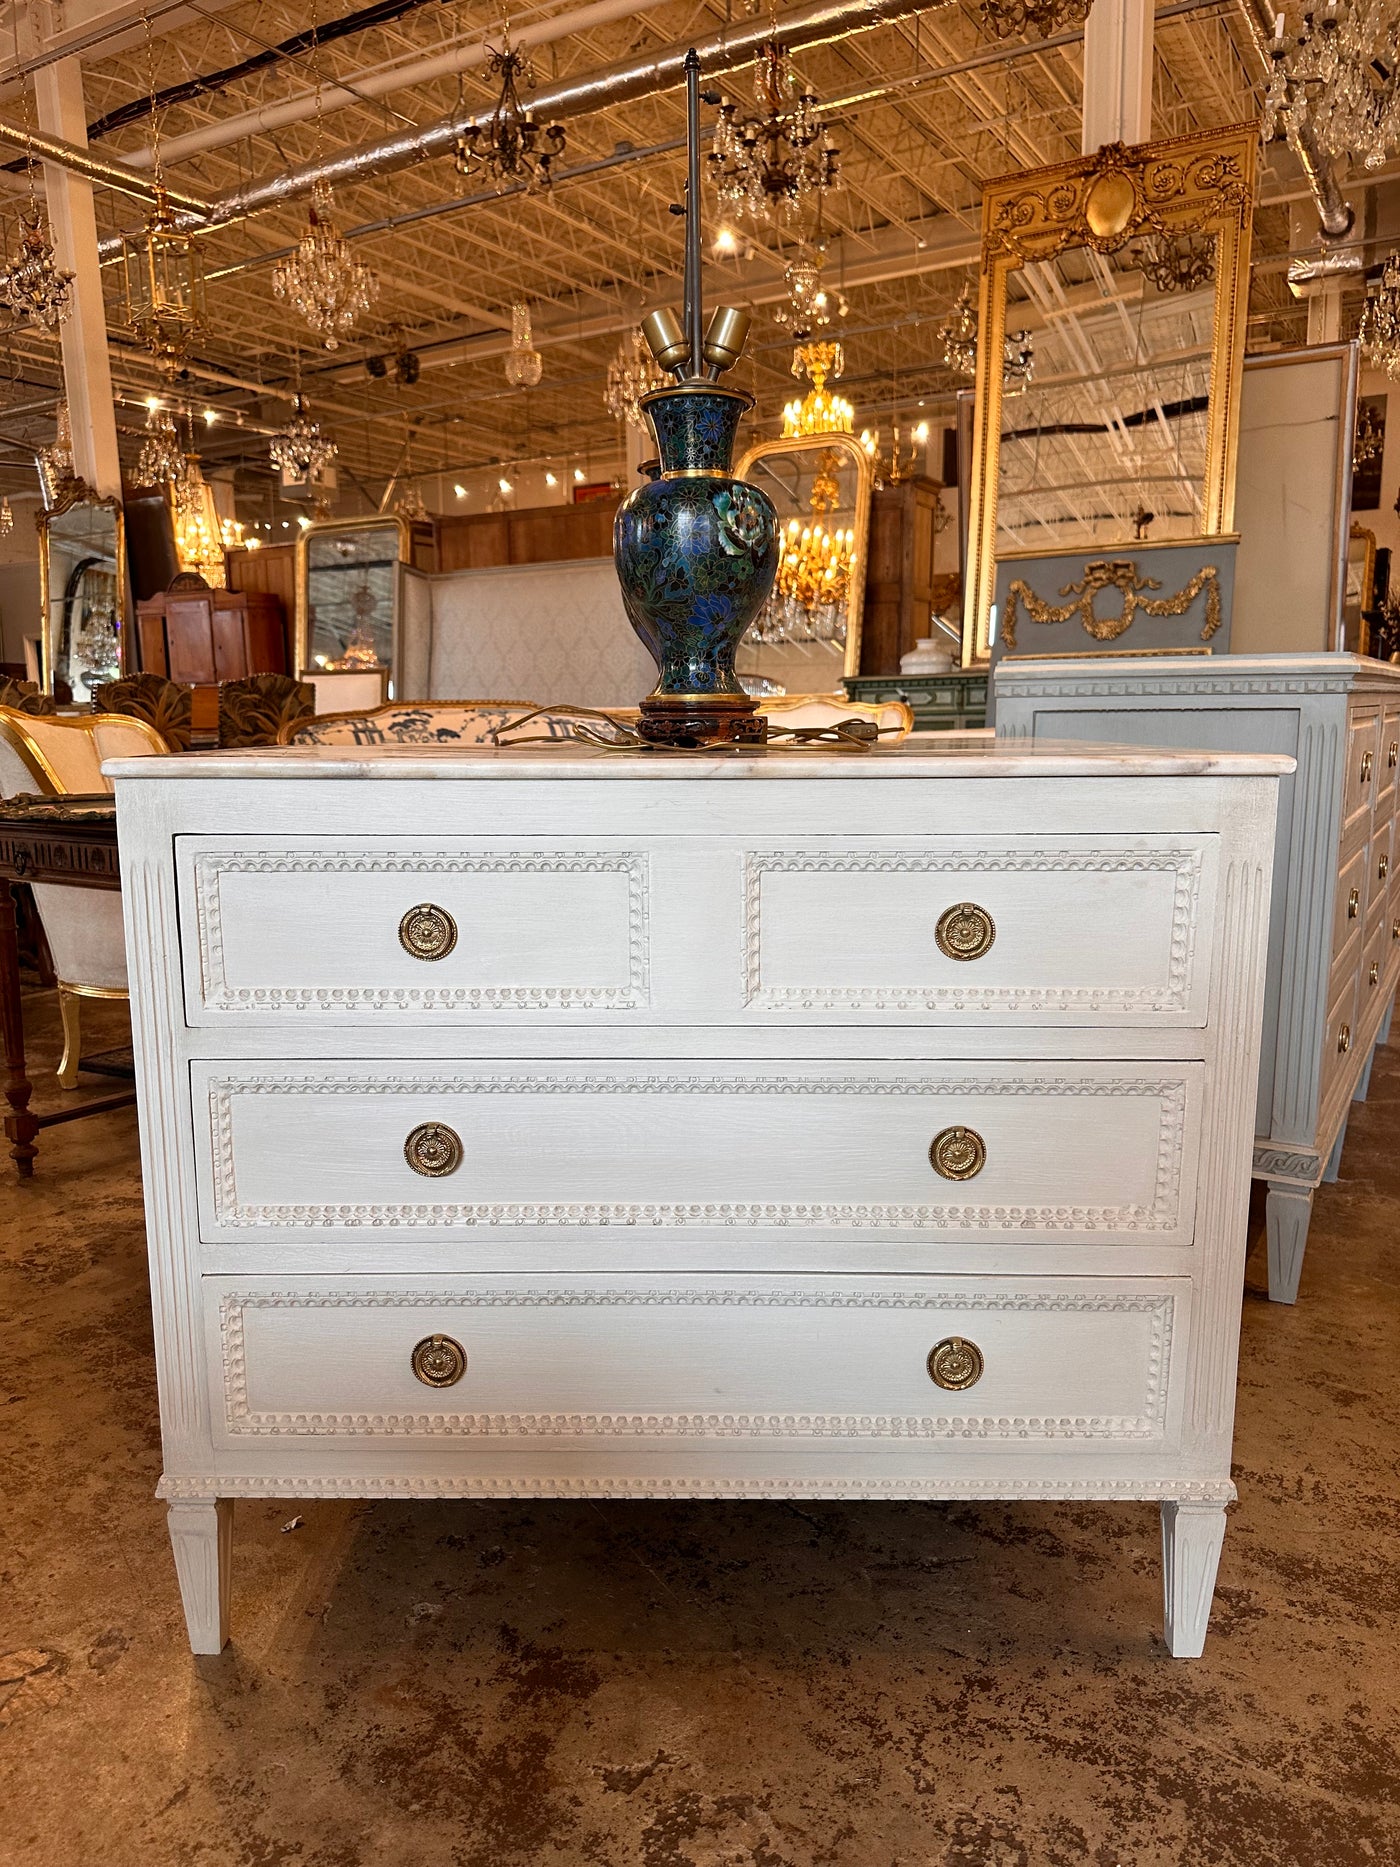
<box><xmin>206</xmin><ymin>1274</ymin><xmax>1188</xmax><ymax>1447</ymax></box>
<box><xmin>190</xmin><ymin>1059</ymin><xmax>1204</xmax><ymax>1252</ymax></box>
<box><xmin>176</xmin><ymin>831</ymin><xmax>1216</xmax><ymax>1027</ymax></box>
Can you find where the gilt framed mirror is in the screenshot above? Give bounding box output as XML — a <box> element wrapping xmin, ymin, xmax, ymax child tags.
<box><xmin>38</xmin><ymin>481</ymin><xmax>128</xmax><ymax>701</ymax></box>
<box><xmin>733</xmin><ymin>430</ymin><xmax>872</xmax><ymax>693</ymax></box>
<box><xmin>295</xmin><ymin>512</ymin><xmax>433</xmax><ymax>681</ymax></box>
<box><xmin>962</xmin><ymin>123</ymin><xmax>1256</xmax><ymax>667</ymax></box>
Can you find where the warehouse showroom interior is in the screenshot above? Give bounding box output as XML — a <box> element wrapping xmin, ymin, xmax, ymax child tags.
<box><xmin>0</xmin><ymin>0</ymin><xmax>1396</xmax><ymax>1858</ymax></box>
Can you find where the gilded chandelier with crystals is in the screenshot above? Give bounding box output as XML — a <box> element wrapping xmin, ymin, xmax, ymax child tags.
<box><xmin>273</xmin><ymin>181</ymin><xmax>379</xmax><ymax>350</ymax></box>
<box><xmin>504</xmin><ymin>300</ymin><xmax>543</xmax><ymax>387</ymax></box>
<box><xmin>1</xmin><ymin>207</ymin><xmax>73</xmax><ymax>331</ymax></box>
<box><xmin>604</xmin><ymin>327</ymin><xmax>665</xmax><ymax>428</ymax></box>
<box><xmin>979</xmin><ymin>0</ymin><xmax>1094</xmax><ymax>40</ymax></box>
<box><xmin>1360</xmin><ymin>251</ymin><xmax>1400</xmax><ymax>379</ymax></box>
<box><xmin>938</xmin><ymin>282</ymin><xmax>1035</xmax><ymax>386</ymax></box>
<box><xmin>1262</xmin><ymin>0</ymin><xmax>1400</xmax><ymax>171</ymax></box>
<box><xmin>709</xmin><ymin>41</ymin><xmax>839</xmax><ymax>224</ymax></box>
<box><xmin>783</xmin><ymin>342</ymin><xmax>854</xmax><ymax>437</ymax></box>
<box><xmin>137</xmin><ymin>403</ymin><xmax>183</xmax><ymax>485</ymax></box>
<box><xmin>269</xmin><ymin>394</ymin><xmax>339</xmax><ymax>476</ymax></box>
<box><xmin>170</xmin><ymin>452</ymin><xmax>226</xmax><ymax>585</ymax></box>
<box><xmin>455</xmin><ymin>39</ymin><xmax>566</xmax><ymax>192</ymax></box>
<box><xmin>1355</xmin><ymin>399</ymin><xmax>1384</xmax><ymax>469</ymax></box>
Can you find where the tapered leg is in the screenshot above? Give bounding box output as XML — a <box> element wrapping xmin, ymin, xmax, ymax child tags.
<box><xmin>56</xmin><ymin>989</ymin><xmax>81</xmax><ymax>1090</ymax></box>
<box><xmin>1160</xmin><ymin>1501</ymin><xmax>1227</xmax><ymax>1658</ymax></box>
<box><xmin>1352</xmin><ymin>1051</ymin><xmax>1375</xmax><ymax>1104</ymax></box>
<box><xmin>167</xmin><ymin>1499</ymin><xmax>232</xmax><ymax>1654</ymax></box>
<box><xmin>1266</xmin><ymin>1182</ymin><xmax>1314</xmax><ymax>1304</ymax></box>
<box><xmin>1322</xmin><ymin>1124</ymin><xmax>1347</xmax><ymax>1182</ymax></box>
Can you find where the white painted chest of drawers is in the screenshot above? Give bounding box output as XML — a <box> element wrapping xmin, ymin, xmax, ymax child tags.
<box><xmin>110</xmin><ymin>738</ymin><xmax>1285</xmax><ymax>1657</ymax></box>
<box><xmin>994</xmin><ymin>653</ymin><xmax>1400</xmax><ymax>1304</ymax></box>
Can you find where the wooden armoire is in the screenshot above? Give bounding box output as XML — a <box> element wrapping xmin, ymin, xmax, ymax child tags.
<box><xmin>136</xmin><ymin>574</ymin><xmax>287</xmax><ymax>682</ymax></box>
<box><xmin>859</xmin><ymin>476</ymin><xmax>948</xmax><ymax>675</ymax></box>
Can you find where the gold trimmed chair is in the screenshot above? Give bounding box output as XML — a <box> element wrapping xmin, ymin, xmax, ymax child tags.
<box><xmin>0</xmin><ymin>706</ymin><xmax>169</xmax><ymax>1088</ymax></box>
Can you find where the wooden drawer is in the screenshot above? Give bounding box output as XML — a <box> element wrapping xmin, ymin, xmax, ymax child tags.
<box><xmin>1343</xmin><ymin>708</ymin><xmax>1381</xmax><ymax>845</ymax></box>
<box><xmin>1320</xmin><ymin>964</ymin><xmax>1359</xmax><ymax>1109</ymax></box>
<box><xmin>204</xmin><ymin>1273</ymin><xmax>1190</xmax><ymax>1447</ymax></box>
<box><xmin>178</xmin><ymin>836</ymin><xmax>650</xmax><ymax>1020</ymax></box>
<box><xmin>176</xmin><ymin>831</ymin><xmax>1217</xmax><ymax>1028</ymax></box>
<box><xmin>1379</xmin><ymin>708</ymin><xmax>1400</xmax><ymax>812</ymax></box>
<box><xmin>191</xmin><ymin>1059</ymin><xmax>1204</xmax><ymax>1252</ymax></box>
<box><xmin>1360</xmin><ymin>913</ymin><xmax>1390</xmax><ymax>1022</ymax></box>
<box><xmin>1366</xmin><ymin>815</ymin><xmax>1395</xmax><ymax>919</ymax></box>
<box><xmin>1332</xmin><ymin>839</ymin><xmax>1368</xmax><ymax>963</ymax></box>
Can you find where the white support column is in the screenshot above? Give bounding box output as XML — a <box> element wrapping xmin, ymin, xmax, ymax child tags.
<box><xmin>1082</xmin><ymin>0</ymin><xmax>1155</xmax><ymax>154</ymax></box>
<box><xmin>1307</xmin><ymin>284</ymin><xmax>1344</xmax><ymax>346</ymax></box>
<box><xmin>33</xmin><ymin>57</ymin><xmax>122</xmax><ymax>498</ymax></box>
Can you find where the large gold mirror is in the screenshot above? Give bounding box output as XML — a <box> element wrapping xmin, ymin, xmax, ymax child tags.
<box><xmin>294</xmin><ymin>513</ymin><xmax>433</xmax><ymax>678</ymax></box>
<box><xmin>733</xmin><ymin>430</ymin><xmax>871</xmax><ymax>693</ymax></box>
<box><xmin>962</xmin><ymin>124</ymin><xmax>1256</xmax><ymax>666</ymax></box>
<box><xmin>38</xmin><ymin>481</ymin><xmax>127</xmax><ymax>701</ymax></box>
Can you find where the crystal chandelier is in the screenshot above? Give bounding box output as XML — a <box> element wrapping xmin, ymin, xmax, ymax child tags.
<box><xmin>604</xmin><ymin>327</ymin><xmax>665</xmax><ymax>427</ymax></box>
<box><xmin>979</xmin><ymin>0</ymin><xmax>1094</xmax><ymax>41</ymax></box>
<box><xmin>1355</xmin><ymin>399</ymin><xmax>1384</xmax><ymax>470</ymax></box>
<box><xmin>1360</xmin><ymin>253</ymin><xmax>1400</xmax><ymax>379</ymax></box>
<box><xmin>123</xmin><ymin>191</ymin><xmax>205</xmax><ymax>371</ymax></box>
<box><xmin>1261</xmin><ymin>0</ymin><xmax>1400</xmax><ymax>172</ymax></box>
<box><xmin>170</xmin><ymin>451</ymin><xmax>226</xmax><ymax>585</ymax></box>
<box><xmin>783</xmin><ymin>342</ymin><xmax>855</xmax><ymax>437</ymax></box>
<box><xmin>273</xmin><ymin>181</ymin><xmax>379</xmax><ymax>350</ymax></box>
<box><xmin>860</xmin><ymin>419</ymin><xmax>929</xmax><ymax>489</ymax></box>
<box><xmin>504</xmin><ymin>300</ymin><xmax>543</xmax><ymax>387</ymax></box>
<box><xmin>1004</xmin><ymin>329</ymin><xmax>1035</xmax><ymax>389</ymax></box>
<box><xmin>1</xmin><ymin>207</ymin><xmax>73</xmax><ymax>330</ymax></box>
<box><xmin>709</xmin><ymin>41</ymin><xmax>840</xmax><ymax>224</ymax></box>
<box><xmin>774</xmin><ymin>253</ymin><xmax>848</xmax><ymax>336</ymax></box>
<box><xmin>454</xmin><ymin>39</ymin><xmax>566</xmax><ymax>192</ymax></box>
<box><xmin>1131</xmin><ymin>230</ymin><xmax>1216</xmax><ymax>294</ymax></box>
<box><xmin>938</xmin><ymin>284</ymin><xmax>978</xmax><ymax>376</ymax></box>
<box><xmin>395</xmin><ymin>481</ymin><xmax>429</xmax><ymax>521</ymax></box>
<box><xmin>137</xmin><ymin>402</ymin><xmax>183</xmax><ymax>484</ymax></box>
<box><xmin>269</xmin><ymin>394</ymin><xmax>339</xmax><ymax>475</ymax></box>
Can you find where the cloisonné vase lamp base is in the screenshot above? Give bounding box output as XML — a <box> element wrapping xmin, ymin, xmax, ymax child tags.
<box><xmin>614</xmin><ymin>381</ymin><xmax>778</xmax><ymax>748</ymax></box>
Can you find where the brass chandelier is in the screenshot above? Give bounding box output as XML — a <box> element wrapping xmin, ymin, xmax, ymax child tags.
<box><xmin>1131</xmin><ymin>230</ymin><xmax>1215</xmax><ymax>294</ymax></box>
<box><xmin>783</xmin><ymin>342</ymin><xmax>854</xmax><ymax>437</ymax></box>
<box><xmin>269</xmin><ymin>394</ymin><xmax>338</xmax><ymax>476</ymax></box>
<box><xmin>504</xmin><ymin>300</ymin><xmax>543</xmax><ymax>387</ymax></box>
<box><xmin>1</xmin><ymin>207</ymin><xmax>73</xmax><ymax>331</ymax></box>
<box><xmin>980</xmin><ymin>0</ymin><xmax>1095</xmax><ymax>40</ymax></box>
<box><xmin>273</xmin><ymin>181</ymin><xmax>379</xmax><ymax>351</ymax></box>
<box><xmin>604</xmin><ymin>327</ymin><xmax>665</xmax><ymax>427</ymax></box>
<box><xmin>123</xmin><ymin>190</ymin><xmax>205</xmax><ymax>372</ymax></box>
<box><xmin>455</xmin><ymin>38</ymin><xmax>566</xmax><ymax>192</ymax></box>
<box><xmin>938</xmin><ymin>283</ymin><xmax>1035</xmax><ymax>387</ymax></box>
<box><xmin>137</xmin><ymin>402</ymin><xmax>184</xmax><ymax>484</ymax></box>
<box><xmin>709</xmin><ymin>41</ymin><xmax>839</xmax><ymax>224</ymax></box>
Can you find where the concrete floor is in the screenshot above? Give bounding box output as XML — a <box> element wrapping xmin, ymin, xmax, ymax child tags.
<box><xmin>1</xmin><ymin>989</ymin><xmax>1397</xmax><ymax>1867</ymax></box>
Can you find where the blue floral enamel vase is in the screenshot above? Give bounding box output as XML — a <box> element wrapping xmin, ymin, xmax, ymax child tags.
<box><xmin>614</xmin><ymin>381</ymin><xmax>778</xmax><ymax>746</ymax></box>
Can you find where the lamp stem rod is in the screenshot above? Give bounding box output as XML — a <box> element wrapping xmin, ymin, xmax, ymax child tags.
<box><xmin>684</xmin><ymin>47</ymin><xmax>703</xmax><ymax>378</ymax></box>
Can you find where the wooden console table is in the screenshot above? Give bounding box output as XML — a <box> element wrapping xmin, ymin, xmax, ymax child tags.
<box><xmin>0</xmin><ymin>793</ymin><xmax>135</xmax><ymax>1176</ymax></box>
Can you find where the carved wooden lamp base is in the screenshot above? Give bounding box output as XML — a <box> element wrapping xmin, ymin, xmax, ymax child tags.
<box><xmin>636</xmin><ymin>694</ymin><xmax>768</xmax><ymax>749</ymax></box>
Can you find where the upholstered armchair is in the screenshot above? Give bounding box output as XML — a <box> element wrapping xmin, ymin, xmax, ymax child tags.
<box><xmin>218</xmin><ymin>673</ymin><xmax>315</xmax><ymax>749</ymax></box>
<box><xmin>0</xmin><ymin>706</ymin><xmax>168</xmax><ymax>1087</ymax></box>
<box><xmin>92</xmin><ymin>672</ymin><xmax>193</xmax><ymax>751</ymax></box>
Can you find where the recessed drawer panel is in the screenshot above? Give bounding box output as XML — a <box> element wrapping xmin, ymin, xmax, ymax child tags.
<box><xmin>191</xmin><ymin>1059</ymin><xmax>1203</xmax><ymax>1249</ymax></box>
<box><xmin>1320</xmin><ymin>964</ymin><xmax>1359</xmax><ymax>1111</ymax></box>
<box><xmin>1332</xmin><ymin>839</ymin><xmax>1368</xmax><ymax>964</ymax></box>
<box><xmin>205</xmin><ymin>1273</ymin><xmax>1189</xmax><ymax>1447</ymax></box>
<box><xmin>743</xmin><ymin>834</ymin><xmax>1216</xmax><ymax>1024</ymax></box>
<box><xmin>1344</xmin><ymin>708</ymin><xmax>1381</xmax><ymax>843</ymax></box>
<box><xmin>1378</xmin><ymin>708</ymin><xmax>1400</xmax><ymax>812</ymax></box>
<box><xmin>178</xmin><ymin>837</ymin><xmax>648</xmax><ymax>1020</ymax></box>
<box><xmin>1367</xmin><ymin>816</ymin><xmax>1395</xmax><ymax>920</ymax></box>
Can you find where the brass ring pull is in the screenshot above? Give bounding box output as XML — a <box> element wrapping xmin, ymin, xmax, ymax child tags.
<box><xmin>399</xmin><ymin>902</ymin><xmax>458</xmax><ymax>962</ymax></box>
<box><xmin>1338</xmin><ymin>1023</ymin><xmax>1352</xmax><ymax>1055</ymax></box>
<box><xmin>935</xmin><ymin>902</ymin><xmax>996</xmax><ymax>962</ymax></box>
<box><xmin>411</xmin><ymin>1334</ymin><xmax>466</xmax><ymax>1387</ymax></box>
<box><xmin>1393</xmin><ymin>918</ymin><xmax>1399</xmax><ymax>942</ymax></box>
<box><xmin>929</xmin><ymin>1124</ymin><xmax>986</xmax><ymax>1181</ymax></box>
<box><xmin>927</xmin><ymin>1336</ymin><xmax>984</xmax><ymax>1392</ymax></box>
<box><xmin>1349</xmin><ymin>887</ymin><xmax>1361</xmax><ymax>920</ymax></box>
<box><xmin>1370</xmin><ymin>960</ymin><xmax>1380</xmax><ymax>986</ymax></box>
<box><xmin>1380</xmin><ymin>855</ymin><xmax>1390</xmax><ymax>882</ymax></box>
<box><xmin>404</xmin><ymin>1121</ymin><xmax>463</xmax><ymax>1177</ymax></box>
<box><xmin>1362</xmin><ymin>750</ymin><xmax>1374</xmax><ymax>783</ymax></box>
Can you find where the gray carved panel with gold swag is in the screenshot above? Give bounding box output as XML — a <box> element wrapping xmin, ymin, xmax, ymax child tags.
<box><xmin>991</xmin><ymin>539</ymin><xmax>1237</xmax><ymax>665</ymax></box>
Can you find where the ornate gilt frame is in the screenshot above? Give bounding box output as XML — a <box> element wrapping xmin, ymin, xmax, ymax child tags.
<box><xmin>37</xmin><ymin>479</ymin><xmax>129</xmax><ymax>693</ymax></box>
<box><xmin>293</xmin><ymin>511</ymin><xmax>415</xmax><ymax>676</ymax></box>
<box><xmin>961</xmin><ymin>122</ymin><xmax>1257</xmax><ymax>668</ymax></box>
<box><xmin>734</xmin><ymin>429</ymin><xmax>873</xmax><ymax>680</ymax></box>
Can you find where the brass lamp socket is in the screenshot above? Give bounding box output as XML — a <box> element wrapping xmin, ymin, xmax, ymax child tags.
<box><xmin>702</xmin><ymin>305</ymin><xmax>750</xmax><ymax>377</ymax></box>
<box><xmin>641</xmin><ymin>307</ymin><xmax>691</xmax><ymax>376</ymax></box>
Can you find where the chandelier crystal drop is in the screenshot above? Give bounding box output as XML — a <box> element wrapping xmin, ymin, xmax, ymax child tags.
<box><xmin>137</xmin><ymin>404</ymin><xmax>183</xmax><ymax>484</ymax></box>
<box><xmin>979</xmin><ymin>0</ymin><xmax>1094</xmax><ymax>40</ymax></box>
<box><xmin>1</xmin><ymin>207</ymin><xmax>73</xmax><ymax>330</ymax></box>
<box><xmin>1360</xmin><ymin>252</ymin><xmax>1400</xmax><ymax>379</ymax></box>
<box><xmin>604</xmin><ymin>327</ymin><xmax>665</xmax><ymax>427</ymax></box>
<box><xmin>783</xmin><ymin>342</ymin><xmax>855</xmax><ymax>437</ymax></box>
<box><xmin>454</xmin><ymin>41</ymin><xmax>566</xmax><ymax>192</ymax></box>
<box><xmin>272</xmin><ymin>181</ymin><xmax>379</xmax><ymax>350</ymax></box>
<box><xmin>1261</xmin><ymin>0</ymin><xmax>1400</xmax><ymax>171</ymax></box>
<box><xmin>269</xmin><ymin>394</ymin><xmax>339</xmax><ymax>475</ymax></box>
<box><xmin>938</xmin><ymin>283</ymin><xmax>979</xmax><ymax>376</ymax></box>
<box><xmin>708</xmin><ymin>41</ymin><xmax>840</xmax><ymax>225</ymax></box>
<box><xmin>504</xmin><ymin>300</ymin><xmax>543</xmax><ymax>387</ymax></box>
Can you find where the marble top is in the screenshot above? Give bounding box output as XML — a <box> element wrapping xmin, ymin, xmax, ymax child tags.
<box><xmin>105</xmin><ymin>734</ymin><xmax>1295</xmax><ymax>782</ymax></box>
<box><xmin>994</xmin><ymin>652</ymin><xmax>1400</xmax><ymax>693</ymax></box>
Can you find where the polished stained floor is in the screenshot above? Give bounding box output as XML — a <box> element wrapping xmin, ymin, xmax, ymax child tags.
<box><xmin>1</xmin><ymin>990</ymin><xmax>1397</xmax><ymax>1867</ymax></box>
